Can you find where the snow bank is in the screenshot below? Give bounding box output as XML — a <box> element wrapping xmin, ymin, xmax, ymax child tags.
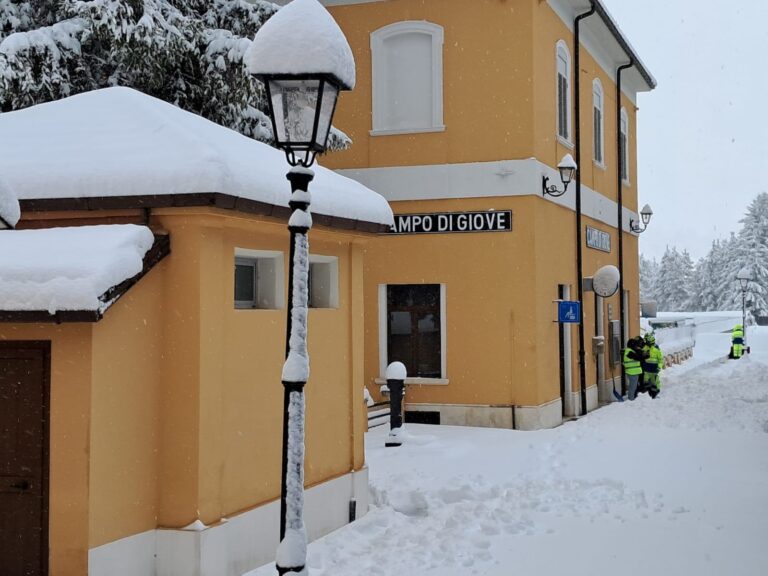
<box><xmin>0</xmin><ymin>225</ymin><xmax>154</xmax><ymax>313</ymax></box>
<box><xmin>249</xmin><ymin>324</ymin><xmax>768</xmax><ymax>576</ymax></box>
<box><xmin>0</xmin><ymin>87</ymin><xmax>391</xmax><ymax>227</ymax></box>
<box><xmin>0</xmin><ymin>177</ymin><xmax>20</xmax><ymax>228</ymax></box>
<box><xmin>246</xmin><ymin>0</ymin><xmax>355</xmax><ymax>89</ymax></box>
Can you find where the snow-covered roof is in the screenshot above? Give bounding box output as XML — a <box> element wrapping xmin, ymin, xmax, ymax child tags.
<box><xmin>246</xmin><ymin>0</ymin><xmax>355</xmax><ymax>89</ymax></box>
<box><xmin>0</xmin><ymin>87</ymin><xmax>389</xmax><ymax>227</ymax></box>
<box><xmin>0</xmin><ymin>225</ymin><xmax>162</xmax><ymax>317</ymax></box>
<box><xmin>0</xmin><ymin>178</ymin><xmax>20</xmax><ymax>229</ymax></box>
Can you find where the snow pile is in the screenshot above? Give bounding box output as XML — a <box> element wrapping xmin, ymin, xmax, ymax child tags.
<box><xmin>652</xmin><ymin>324</ymin><xmax>695</xmax><ymax>356</ymax></box>
<box><xmin>0</xmin><ymin>177</ymin><xmax>20</xmax><ymax>228</ymax></box>
<box><xmin>0</xmin><ymin>87</ymin><xmax>392</xmax><ymax>227</ymax></box>
<box><xmin>249</xmin><ymin>324</ymin><xmax>768</xmax><ymax>576</ymax></box>
<box><xmin>246</xmin><ymin>0</ymin><xmax>355</xmax><ymax>89</ymax></box>
<box><xmin>0</xmin><ymin>225</ymin><xmax>155</xmax><ymax>313</ymax></box>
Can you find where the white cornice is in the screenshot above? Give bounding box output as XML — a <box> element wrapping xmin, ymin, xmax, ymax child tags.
<box><xmin>335</xmin><ymin>160</ymin><xmax>641</xmax><ymax>234</ymax></box>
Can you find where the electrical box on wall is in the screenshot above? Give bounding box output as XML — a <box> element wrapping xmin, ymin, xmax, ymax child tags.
<box><xmin>609</xmin><ymin>320</ymin><xmax>621</xmax><ymax>365</ymax></box>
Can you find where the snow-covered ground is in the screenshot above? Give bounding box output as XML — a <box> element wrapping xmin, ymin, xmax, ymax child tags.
<box><xmin>250</xmin><ymin>313</ymin><xmax>768</xmax><ymax>576</ymax></box>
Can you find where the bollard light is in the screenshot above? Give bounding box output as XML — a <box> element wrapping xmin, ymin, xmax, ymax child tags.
<box><xmin>384</xmin><ymin>362</ymin><xmax>407</xmax><ymax>448</ymax></box>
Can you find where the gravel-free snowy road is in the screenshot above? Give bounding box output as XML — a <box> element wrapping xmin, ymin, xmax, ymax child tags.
<box><xmin>251</xmin><ymin>315</ymin><xmax>768</xmax><ymax>576</ymax></box>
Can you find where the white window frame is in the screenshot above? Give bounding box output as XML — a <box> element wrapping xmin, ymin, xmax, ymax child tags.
<box><xmin>620</xmin><ymin>107</ymin><xmax>630</xmax><ymax>184</ymax></box>
<box><xmin>556</xmin><ymin>40</ymin><xmax>573</xmax><ymax>146</ymax></box>
<box><xmin>234</xmin><ymin>248</ymin><xmax>284</xmax><ymax>310</ymax></box>
<box><xmin>370</xmin><ymin>21</ymin><xmax>445</xmax><ymax>136</ymax></box>
<box><xmin>308</xmin><ymin>254</ymin><xmax>339</xmax><ymax>309</ymax></box>
<box><xmin>377</xmin><ymin>283</ymin><xmax>448</xmax><ymax>384</ymax></box>
<box><xmin>593</xmin><ymin>78</ymin><xmax>605</xmax><ymax>167</ymax></box>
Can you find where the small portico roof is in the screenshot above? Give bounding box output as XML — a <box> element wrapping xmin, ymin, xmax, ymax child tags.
<box><xmin>0</xmin><ymin>225</ymin><xmax>169</xmax><ymax>322</ymax></box>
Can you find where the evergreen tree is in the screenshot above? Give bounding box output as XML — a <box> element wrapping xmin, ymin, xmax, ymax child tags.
<box><xmin>0</xmin><ymin>0</ymin><xmax>349</xmax><ymax>148</ymax></box>
<box><xmin>655</xmin><ymin>247</ymin><xmax>693</xmax><ymax>312</ymax></box>
<box><xmin>639</xmin><ymin>254</ymin><xmax>659</xmax><ymax>303</ymax></box>
<box><xmin>732</xmin><ymin>193</ymin><xmax>768</xmax><ymax>319</ymax></box>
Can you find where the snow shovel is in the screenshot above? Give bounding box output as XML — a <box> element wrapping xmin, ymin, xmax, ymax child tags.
<box><xmin>611</xmin><ymin>367</ymin><xmax>624</xmax><ymax>402</ymax></box>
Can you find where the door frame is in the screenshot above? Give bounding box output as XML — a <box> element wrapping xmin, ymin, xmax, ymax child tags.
<box><xmin>0</xmin><ymin>340</ymin><xmax>51</xmax><ymax>576</ymax></box>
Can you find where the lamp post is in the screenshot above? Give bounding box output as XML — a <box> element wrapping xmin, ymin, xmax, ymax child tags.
<box><xmin>630</xmin><ymin>204</ymin><xmax>653</xmax><ymax>233</ymax></box>
<box><xmin>542</xmin><ymin>154</ymin><xmax>578</xmax><ymax>197</ymax></box>
<box><xmin>246</xmin><ymin>1</ymin><xmax>355</xmax><ymax>574</ymax></box>
<box><xmin>737</xmin><ymin>266</ymin><xmax>753</xmax><ymax>348</ymax></box>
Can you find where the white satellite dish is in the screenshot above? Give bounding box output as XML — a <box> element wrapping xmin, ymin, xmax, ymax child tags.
<box><xmin>592</xmin><ymin>265</ymin><xmax>620</xmax><ymax>297</ymax></box>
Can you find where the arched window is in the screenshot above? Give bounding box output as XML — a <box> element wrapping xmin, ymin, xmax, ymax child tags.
<box><xmin>619</xmin><ymin>107</ymin><xmax>630</xmax><ymax>183</ymax></box>
<box><xmin>593</xmin><ymin>79</ymin><xmax>604</xmax><ymax>165</ymax></box>
<box><xmin>370</xmin><ymin>21</ymin><xmax>444</xmax><ymax>134</ymax></box>
<box><xmin>556</xmin><ymin>40</ymin><xmax>572</xmax><ymax>142</ymax></box>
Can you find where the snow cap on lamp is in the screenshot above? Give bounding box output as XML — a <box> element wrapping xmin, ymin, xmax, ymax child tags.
<box><xmin>245</xmin><ymin>0</ymin><xmax>355</xmax><ymax>90</ymax></box>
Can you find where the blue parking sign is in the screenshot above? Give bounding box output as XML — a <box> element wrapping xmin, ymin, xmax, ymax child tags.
<box><xmin>558</xmin><ymin>300</ymin><xmax>581</xmax><ymax>323</ymax></box>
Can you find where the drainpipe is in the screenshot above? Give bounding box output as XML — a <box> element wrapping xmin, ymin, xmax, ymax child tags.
<box><xmin>574</xmin><ymin>2</ymin><xmax>596</xmax><ymax>416</ymax></box>
<box><xmin>616</xmin><ymin>60</ymin><xmax>634</xmax><ymax>396</ymax></box>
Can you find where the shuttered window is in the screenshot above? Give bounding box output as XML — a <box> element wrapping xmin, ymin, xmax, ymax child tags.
<box><xmin>620</xmin><ymin>108</ymin><xmax>630</xmax><ymax>182</ymax></box>
<box><xmin>556</xmin><ymin>42</ymin><xmax>571</xmax><ymax>141</ymax></box>
<box><xmin>593</xmin><ymin>79</ymin><xmax>604</xmax><ymax>165</ymax></box>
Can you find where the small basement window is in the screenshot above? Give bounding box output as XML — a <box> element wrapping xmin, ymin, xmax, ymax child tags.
<box><xmin>234</xmin><ymin>249</ymin><xmax>283</xmax><ymax>309</ymax></box>
<box><xmin>308</xmin><ymin>255</ymin><xmax>339</xmax><ymax>309</ymax></box>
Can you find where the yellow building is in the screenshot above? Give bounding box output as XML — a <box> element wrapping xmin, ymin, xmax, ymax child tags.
<box><xmin>0</xmin><ymin>88</ymin><xmax>391</xmax><ymax>576</ymax></box>
<box><xmin>321</xmin><ymin>0</ymin><xmax>656</xmax><ymax>428</ymax></box>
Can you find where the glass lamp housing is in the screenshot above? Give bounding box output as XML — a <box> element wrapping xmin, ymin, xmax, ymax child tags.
<box><xmin>559</xmin><ymin>165</ymin><xmax>575</xmax><ymax>185</ymax></box>
<box><xmin>264</xmin><ymin>74</ymin><xmax>341</xmax><ymax>167</ymax></box>
<box><xmin>557</xmin><ymin>154</ymin><xmax>577</xmax><ymax>186</ymax></box>
<box><xmin>640</xmin><ymin>204</ymin><xmax>653</xmax><ymax>226</ymax></box>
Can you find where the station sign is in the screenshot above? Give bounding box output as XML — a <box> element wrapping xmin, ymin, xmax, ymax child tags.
<box><xmin>586</xmin><ymin>226</ymin><xmax>611</xmax><ymax>253</ymax></box>
<box><xmin>390</xmin><ymin>210</ymin><xmax>512</xmax><ymax>235</ymax></box>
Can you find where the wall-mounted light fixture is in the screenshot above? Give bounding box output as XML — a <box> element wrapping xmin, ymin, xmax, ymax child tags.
<box><xmin>542</xmin><ymin>154</ymin><xmax>577</xmax><ymax>197</ymax></box>
<box><xmin>630</xmin><ymin>204</ymin><xmax>653</xmax><ymax>233</ymax></box>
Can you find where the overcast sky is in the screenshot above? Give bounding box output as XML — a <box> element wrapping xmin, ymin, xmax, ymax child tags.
<box><xmin>602</xmin><ymin>0</ymin><xmax>767</xmax><ymax>262</ymax></box>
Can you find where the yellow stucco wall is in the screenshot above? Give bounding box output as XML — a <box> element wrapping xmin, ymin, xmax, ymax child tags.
<box><xmin>326</xmin><ymin>0</ymin><xmax>536</xmax><ymax>168</ymax></box>
<box><xmin>147</xmin><ymin>209</ymin><xmax>368</xmax><ymax>528</ymax></box>
<box><xmin>89</xmin><ymin>261</ymin><xmax>166</xmax><ymax>547</ymax></box>
<box><xmin>0</xmin><ymin>324</ymin><xmax>92</xmax><ymax>575</ymax></box>
<box><xmin>325</xmin><ymin>0</ymin><xmax>645</xmax><ymax>415</ymax></box>
<box><xmin>2</xmin><ymin>207</ymin><xmax>372</xmax><ymax>569</ymax></box>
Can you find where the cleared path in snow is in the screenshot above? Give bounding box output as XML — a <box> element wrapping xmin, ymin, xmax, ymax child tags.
<box><xmin>250</xmin><ymin>321</ymin><xmax>768</xmax><ymax>576</ymax></box>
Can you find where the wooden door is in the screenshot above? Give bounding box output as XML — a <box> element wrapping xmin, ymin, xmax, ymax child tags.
<box><xmin>0</xmin><ymin>342</ymin><xmax>50</xmax><ymax>576</ymax></box>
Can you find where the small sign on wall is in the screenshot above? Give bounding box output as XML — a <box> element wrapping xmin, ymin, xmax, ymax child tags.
<box><xmin>558</xmin><ymin>300</ymin><xmax>581</xmax><ymax>323</ymax></box>
<box><xmin>586</xmin><ymin>226</ymin><xmax>611</xmax><ymax>252</ymax></box>
<box><xmin>389</xmin><ymin>210</ymin><xmax>512</xmax><ymax>235</ymax></box>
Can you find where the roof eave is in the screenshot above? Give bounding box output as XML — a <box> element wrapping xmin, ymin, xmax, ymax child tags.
<box><xmin>19</xmin><ymin>193</ymin><xmax>391</xmax><ymax>234</ymax></box>
<box><xmin>591</xmin><ymin>0</ymin><xmax>657</xmax><ymax>90</ymax></box>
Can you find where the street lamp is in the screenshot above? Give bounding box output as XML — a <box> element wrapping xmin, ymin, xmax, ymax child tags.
<box><xmin>737</xmin><ymin>266</ymin><xmax>753</xmax><ymax>348</ymax></box>
<box><xmin>542</xmin><ymin>154</ymin><xmax>578</xmax><ymax>197</ymax></box>
<box><xmin>246</xmin><ymin>1</ymin><xmax>355</xmax><ymax>574</ymax></box>
<box><xmin>630</xmin><ymin>204</ymin><xmax>653</xmax><ymax>233</ymax></box>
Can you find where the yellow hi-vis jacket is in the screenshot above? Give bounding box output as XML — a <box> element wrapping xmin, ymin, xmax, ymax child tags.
<box><xmin>623</xmin><ymin>348</ymin><xmax>642</xmax><ymax>376</ymax></box>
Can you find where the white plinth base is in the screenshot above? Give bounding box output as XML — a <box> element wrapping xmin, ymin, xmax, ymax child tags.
<box><xmin>89</xmin><ymin>468</ymin><xmax>369</xmax><ymax>576</ymax></box>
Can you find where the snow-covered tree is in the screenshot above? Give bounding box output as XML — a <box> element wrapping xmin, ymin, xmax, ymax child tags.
<box><xmin>639</xmin><ymin>254</ymin><xmax>659</xmax><ymax>302</ymax></box>
<box><xmin>730</xmin><ymin>193</ymin><xmax>768</xmax><ymax>318</ymax></box>
<box><xmin>655</xmin><ymin>247</ymin><xmax>694</xmax><ymax>312</ymax></box>
<box><xmin>0</xmin><ymin>0</ymin><xmax>349</xmax><ymax>148</ymax></box>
